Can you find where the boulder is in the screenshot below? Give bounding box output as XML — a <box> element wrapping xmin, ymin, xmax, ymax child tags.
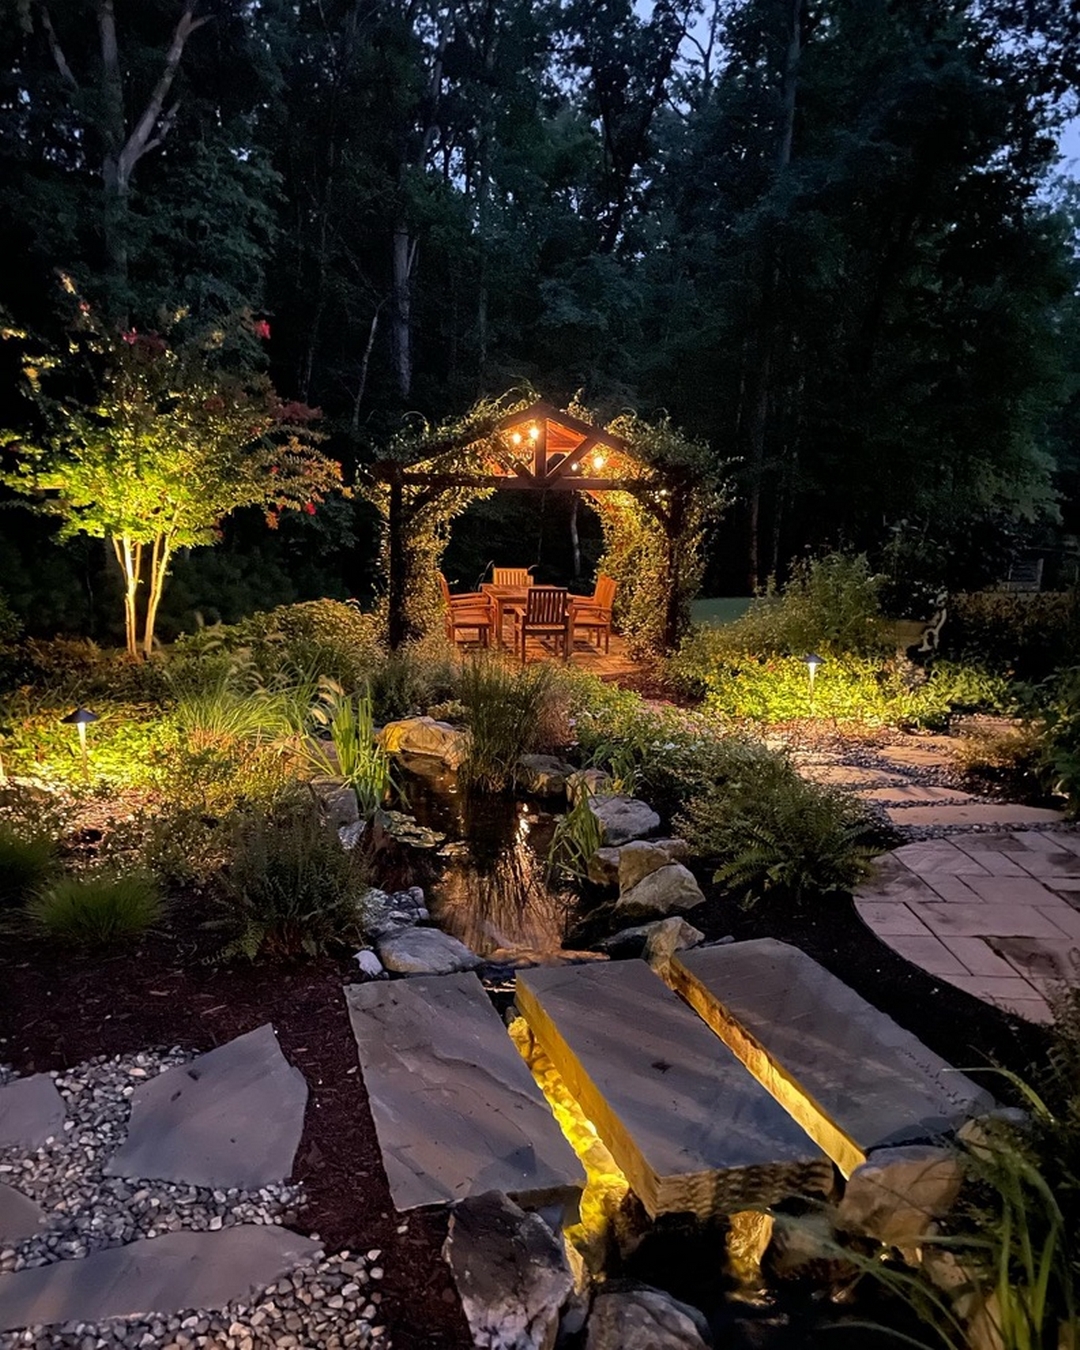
<box><xmin>642</xmin><ymin>917</ymin><xmax>705</xmax><ymax>966</ymax></box>
<box><xmin>613</xmin><ymin>864</ymin><xmax>705</xmax><ymax>921</ymax></box>
<box><xmin>379</xmin><ymin>716</ymin><xmax>470</xmax><ymax>769</ymax></box>
<box><xmin>352</xmin><ymin>949</ymin><xmax>386</xmax><ymax>978</ymax></box>
<box><xmin>618</xmin><ymin>841</ymin><xmax>675</xmax><ymax>893</ymax></box>
<box><xmin>837</xmin><ymin>1145</ymin><xmax>964</xmax><ymax>1244</ymax></box>
<box><xmin>589</xmin><ymin>796</ymin><xmax>660</xmax><ymax>847</ymax></box>
<box><xmin>364</xmin><ymin>885</ymin><xmax>429</xmax><ymax>938</ymax></box>
<box><xmin>443</xmin><ymin>1191</ymin><xmax>573</xmax><ymax>1350</ymax></box>
<box><xmin>765</xmin><ymin>1211</ymin><xmax>855</xmax><ymax>1286</ymax></box>
<box><xmin>587</xmin><ymin>849</ymin><xmax>621</xmax><ymax>887</ymax></box>
<box><xmin>377</xmin><ymin>927</ymin><xmax>482</xmax><ymax>975</ymax></box>
<box><xmin>517</xmin><ymin>756</ymin><xmax>576</xmax><ymax>798</ymax></box>
<box><xmin>309</xmin><ymin>777</ymin><xmax>360</xmax><ymax>831</ymax></box>
<box><xmin>586</xmin><ymin>1285</ymin><xmax>711</xmax><ymax>1350</ymax></box>
<box><xmin>651</xmin><ymin>837</ymin><xmax>691</xmax><ymax>862</ymax></box>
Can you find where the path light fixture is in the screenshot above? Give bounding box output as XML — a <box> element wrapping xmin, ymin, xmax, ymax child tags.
<box><xmin>61</xmin><ymin>707</ymin><xmax>99</xmax><ymax>782</ymax></box>
<box><xmin>803</xmin><ymin>654</ymin><xmax>824</xmax><ymax>712</ymax></box>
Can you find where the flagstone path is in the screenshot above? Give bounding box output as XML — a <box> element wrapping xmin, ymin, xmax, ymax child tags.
<box><xmin>782</xmin><ymin>726</ymin><xmax>1080</xmax><ymax>1024</ymax></box>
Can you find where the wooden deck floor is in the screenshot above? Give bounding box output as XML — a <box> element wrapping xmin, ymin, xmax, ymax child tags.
<box><xmin>484</xmin><ymin>624</ymin><xmax>645</xmax><ymax>680</ymax></box>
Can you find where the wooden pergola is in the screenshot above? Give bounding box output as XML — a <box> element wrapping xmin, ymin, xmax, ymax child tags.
<box><xmin>371</xmin><ymin>399</ymin><xmax>695</xmax><ymax>650</ymax></box>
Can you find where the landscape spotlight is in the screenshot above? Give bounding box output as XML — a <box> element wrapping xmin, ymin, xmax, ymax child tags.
<box><xmin>803</xmin><ymin>654</ymin><xmax>824</xmax><ymax>709</ymax></box>
<box><xmin>61</xmin><ymin>706</ymin><xmax>99</xmax><ymax>781</ymax></box>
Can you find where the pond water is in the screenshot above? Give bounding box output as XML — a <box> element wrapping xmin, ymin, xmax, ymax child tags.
<box><xmin>398</xmin><ymin>755</ymin><xmax>578</xmax><ymax>961</ymax></box>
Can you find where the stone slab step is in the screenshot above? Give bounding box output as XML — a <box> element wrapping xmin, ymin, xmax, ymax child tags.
<box><xmin>515</xmin><ymin>961</ymin><xmax>831</xmax><ymax>1219</ymax></box>
<box><xmin>859</xmin><ymin>785</ymin><xmax>973</xmax><ymax>805</ymax></box>
<box><xmin>0</xmin><ymin>1225</ymin><xmax>320</xmax><ymax>1332</ymax></box>
<box><xmin>0</xmin><ymin>1075</ymin><xmax>65</xmax><ymax>1151</ymax></box>
<box><xmin>105</xmin><ymin>1025</ymin><xmax>308</xmax><ymax>1190</ymax></box>
<box><xmin>0</xmin><ymin>1185</ymin><xmax>46</xmax><ymax>1244</ymax></box>
<box><xmin>885</xmin><ymin>803</ymin><xmax>1065</xmax><ymax>828</ymax></box>
<box><xmin>665</xmin><ymin>939</ymin><xmax>994</xmax><ymax>1177</ymax></box>
<box><xmin>345</xmin><ymin>973</ymin><xmax>585</xmax><ymax>1213</ymax></box>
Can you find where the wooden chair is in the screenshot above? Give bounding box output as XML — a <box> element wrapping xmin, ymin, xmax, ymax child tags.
<box><xmin>492</xmin><ymin>567</ymin><xmax>532</xmax><ymax>587</ymax></box>
<box><xmin>511</xmin><ymin>586</ymin><xmax>570</xmax><ymax>662</ymax></box>
<box><xmin>569</xmin><ymin>574</ymin><xmax>616</xmax><ymax>653</ymax></box>
<box><xmin>438</xmin><ymin>572</ymin><xmax>494</xmax><ymax>649</ymax></box>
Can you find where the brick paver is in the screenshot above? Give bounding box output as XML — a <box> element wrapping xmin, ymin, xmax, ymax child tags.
<box><xmin>856</xmin><ymin>831</ymin><xmax>1080</xmax><ymax>1024</ymax></box>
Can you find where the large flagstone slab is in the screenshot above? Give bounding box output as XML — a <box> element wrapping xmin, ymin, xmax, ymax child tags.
<box><xmin>0</xmin><ymin>1185</ymin><xmax>46</xmax><ymax>1243</ymax></box>
<box><xmin>0</xmin><ymin>1075</ymin><xmax>65</xmax><ymax>1151</ymax></box>
<box><xmin>345</xmin><ymin>973</ymin><xmax>584</xmax><ymax>1212</ymax></box>
<box><xmin>515</xmin><ymin>961</ymin><xmax>830</xmax><ymax>1219</ymax></box>
<box><xmin>0</xmin><ymin>1224</ymin><xmax>320</xmax><ymax>1331</ymax></box>
<box><xmin>665</xmin><ymin>939</ymin><xmax>994</xmax><ymax>1177</ymax></box>
<box><xmin>105</xmin><ymin>1025</ymin><xmax>307</xmax><ymax>1190</ymax></box>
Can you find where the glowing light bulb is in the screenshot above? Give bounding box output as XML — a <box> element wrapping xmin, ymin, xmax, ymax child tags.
<box><xmin>593</xmin><ymin>454</ymin><xmax>605</xmax><ymax>470</ymax></box>
<box><xmin>570</xmin><ymin>462</ymin><xmax>579</xmax><ymax>472</ymax></box>
<box><xmin>511</xmin><ymin>431</ymin><xmax>522</xmax><ymax>445</ymax></box>
<box><xmin>528</xmin><ymin>425</ymin><xmax>540</xmax><ymax>440</ymax></box>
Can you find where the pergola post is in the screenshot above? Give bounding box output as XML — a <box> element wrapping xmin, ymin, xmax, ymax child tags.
<box><xmin>387</xmin><ymin>468</ymin><xmax>407</xmax><ymax>650</ymax></box>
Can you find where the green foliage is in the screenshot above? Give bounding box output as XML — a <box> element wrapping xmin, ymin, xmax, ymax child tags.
<box><xmin>0</xmin><ymin>821</ymin><xmax>57</xmax><ymax>909</ymax></box>
<box><xmin>1026</xmin><ymin>667</ymin><xmax>1080</xmax><ymax>815</ymax></box>
<box><xmin>366</xmin><ymin>641</ymin><xmax>458</xmax><ymax>723</ymax></box>
<box><xmin>546</xmin><ymin>788</ymin><xmax>605</xmax><ymax>883</ymax></box>
<box><xmin>1</xmin><ymin>637</ymin><xmax>171</xmax><ymax>703</ymax></box>
<box><xmin>29</xmin><ymin>869</ymin><xmax>163</xmax><ymax>946</ymax></box>
<box><xmin>306</xmin><ymin>680</ymin><xmax>395</xmax><ymax>817</ymax></box>
<box><xmin>708</xmin><ymin>553</ymin><xmax>891</xmax><ymax>659</ymax></box>
<box><xmin>2</xmin><ymin>699</ymin><xmax>172</xmax><ymax>789</ymax></box>
<box><xmin>945</xmin><ymin>592</ymin><xmax>1080</xmax><ymax>681</ymax></box>
<box><xmin>201</xmin><ymin>599</ymin><xmax>383</xmax><ymax>691</ymax></box>
<box><xmin>170</xmin><ymin>656</ymin><xmax>311</xmax><ymax>748</ymax></box>
<box><xmin>212</xmin><ymin>794</ymin><xmax>370</xmax><ymax>959</ymax></box>
<box><xmin>677</xmin><ymin>742</ymin><xmax>879</xmax><ymax>903</ymax></box>
<box><xmin>458</xmin><ymin>657</ymin><xmax>558</xmax><ymax>792</ymax></box>
<box><xmin>672</xmin><ymin>632</ymin><xmax>1014</xmax><ymax>729</ymax></box>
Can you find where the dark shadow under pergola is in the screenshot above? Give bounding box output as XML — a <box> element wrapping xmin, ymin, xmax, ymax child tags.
<box><xmin>370</xmin><ymin>399</ymin><xmax>697</xmax><ymax>650</ymax></box>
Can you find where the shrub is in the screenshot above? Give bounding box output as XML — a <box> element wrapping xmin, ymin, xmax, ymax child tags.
<box><xmin>366</xmin><ymin>640</ymin><xmax>458</xmax><ymax>723</ymax></box>
<box><xmin>29</xmin><ymin>869</ymin><xmax>163</xmax><ymax>945</ymax></box>
<box><xmin>458</xmin><ymin>657</ymin><xmax>559</xmax><ymax>792</ymax></box>
<box><xmin>0</xmin><ymin>821</ymin><xmax>57</xmax><ymax>908</ymax></box>
<box><xmin>671</xmin><ymin>635</ymin><xmax>1013</xmax><ymax>729</ymax></box>
<box><xmin>2</xmin><ymin>637</ymin><xmax>171</xmax><ymax>703</ymax></box>
<box><xmin>707</xmin><ymin>553</ymin><xmax>891</xmax><ymax>659</ymax></box>
<box><xmin>213</xmin><ymin>794</ymin><xmax>370</xmax><ymax>959</ymax></box>
<box><xmin>1025</xmin><ymin>666</ymin><xmax>1080</xmax><ymax>815</ymax></box>
<box><xmin>677</xmin><ymin>742</ymin><xmax>880</xmax><ymax>903</ymax></box>
<box><xmin>944</xmin><ymin>591</ymin><xmax>1080</xmax><ymax>680</ymax></box>
<box><xmin>175</xmin><ymin>598</ymin><xmax>383</xmax><ymax>690</ymax></box>
<box><xmin>171</xmin><ymin>656</ymin><xmax>312</xmax><ymax>747</ymax></box>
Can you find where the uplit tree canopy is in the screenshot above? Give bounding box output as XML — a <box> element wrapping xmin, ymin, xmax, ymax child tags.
<box><xmin>2</xmin><ymin>291</ymin><xmax>343</xmax><ymax>656</ymax></box>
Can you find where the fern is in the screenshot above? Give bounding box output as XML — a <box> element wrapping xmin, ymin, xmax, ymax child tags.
<box><xmin>678</xmin><ymin>750</ymin><xmax>879</xmax><ymax>903</ymax></box>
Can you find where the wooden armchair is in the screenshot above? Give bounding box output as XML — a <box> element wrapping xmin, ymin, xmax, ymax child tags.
<box><xmin>511</xmin><ymin>586</ymin><xmax>570</xmax><ymax>662</ymax></box>
<box><xmin>492</xmin><ymin>567</ymin><xmax>532</xmax><ymax>587</ymax></box>
<box><xmin>438</xmin><ymin>571</ymin><xmax>495</xmax><ymax>649</ymax></box>
<box><xmin>569</xmin><ymin>574</ymin><xmax>616</xmax><ymax>653</ymax></box>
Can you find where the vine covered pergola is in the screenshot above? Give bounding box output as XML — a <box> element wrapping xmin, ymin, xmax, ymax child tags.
<box><xmin>366</xmin><ymin>395</ymin><xmax>725</xmax><ymax>654</ymax></box>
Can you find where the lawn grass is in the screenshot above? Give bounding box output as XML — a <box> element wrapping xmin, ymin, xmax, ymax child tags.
<box><xmin>690</xmin><ymin>596</ymin><xmax>754</xmax><ymax>626</ymax></box>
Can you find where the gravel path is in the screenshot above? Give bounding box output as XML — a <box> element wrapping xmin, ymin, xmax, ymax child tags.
<box><xmin>0</xmin><ymin>1054</ymin><xmax>388</xmax><ymax>1350</ymax></box>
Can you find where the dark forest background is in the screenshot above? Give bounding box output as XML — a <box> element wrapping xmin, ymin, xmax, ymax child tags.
<box><xmin>2</xmin><ymin>0</ymin><xmax>1079</xmax><ymax>642</ymax></box>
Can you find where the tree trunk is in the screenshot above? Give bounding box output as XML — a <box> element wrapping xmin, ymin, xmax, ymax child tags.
<box><xmin>390</xmin><ymin>223</ymin><xmax>413</xmax><ymax>399</ymax></box>
<box><xmin>141</xmin><ymin>533</ymin><xmax>172</xmax><ymax>657</ymax></box>
<box><xmin>350</xmin><ymin>306</ymin><xmax>381</xmax><ymax>435</ymax></box>
<box><xmin>111</xmin><ymin>535</ymin><xmax>141</xmax><ymax>658</ymax></box>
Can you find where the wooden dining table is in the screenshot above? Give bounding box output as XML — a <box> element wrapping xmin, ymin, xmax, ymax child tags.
<box><xmin>480</xmin><ymin>582</ymin><xmax>532</xmax><ymax>648</ymax></box>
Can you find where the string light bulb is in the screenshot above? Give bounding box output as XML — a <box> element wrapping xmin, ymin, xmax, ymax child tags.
<box><xmin>528</xmin><ymin>425</ymin><xmax>540</xmax><ymax>441</ymax></box>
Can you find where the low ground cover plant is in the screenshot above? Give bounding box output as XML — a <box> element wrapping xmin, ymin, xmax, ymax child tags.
<box><xmin>0</xmin><ymin>820</ymin><xmax>57</xmax><ymax>908</ymax></box>
<box><xmin>29</xmin><ymin>869</ymin><xmax>163</xmax><ymax>945</ymax></box>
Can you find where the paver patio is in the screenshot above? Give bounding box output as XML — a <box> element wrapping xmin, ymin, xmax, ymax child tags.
<box><xmin>856</xmin><ymin>831</ymin><xmax>1080</xmax><ymax>1024</ymax></box>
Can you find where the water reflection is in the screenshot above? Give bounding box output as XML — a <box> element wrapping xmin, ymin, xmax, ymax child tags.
<box><xmin>399</xmin><ymin>755</ymin><xmax>576</xmax><ymax>959</ymax></box>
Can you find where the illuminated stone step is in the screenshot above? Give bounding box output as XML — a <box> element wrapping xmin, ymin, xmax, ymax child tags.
<box><xmin>345</xmin><ymin>973</ymin><xmax>585</xmax><ymax>1212</ymax></box>
<box><xmin>665</xmin><ymin>939</ymin><xmax>994</xmax><ymax>1178</ymax></box>
<box><xmin>515</xmin><ymin>961</ymin><xmax>832</xmax><ymax>1220</ymax></box>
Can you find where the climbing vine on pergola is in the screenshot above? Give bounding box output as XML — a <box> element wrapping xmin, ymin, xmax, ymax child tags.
<box><xmin>364</xmin><ymin>393</ymin><xmax>726</xmax><ymax>654</ymax></box>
